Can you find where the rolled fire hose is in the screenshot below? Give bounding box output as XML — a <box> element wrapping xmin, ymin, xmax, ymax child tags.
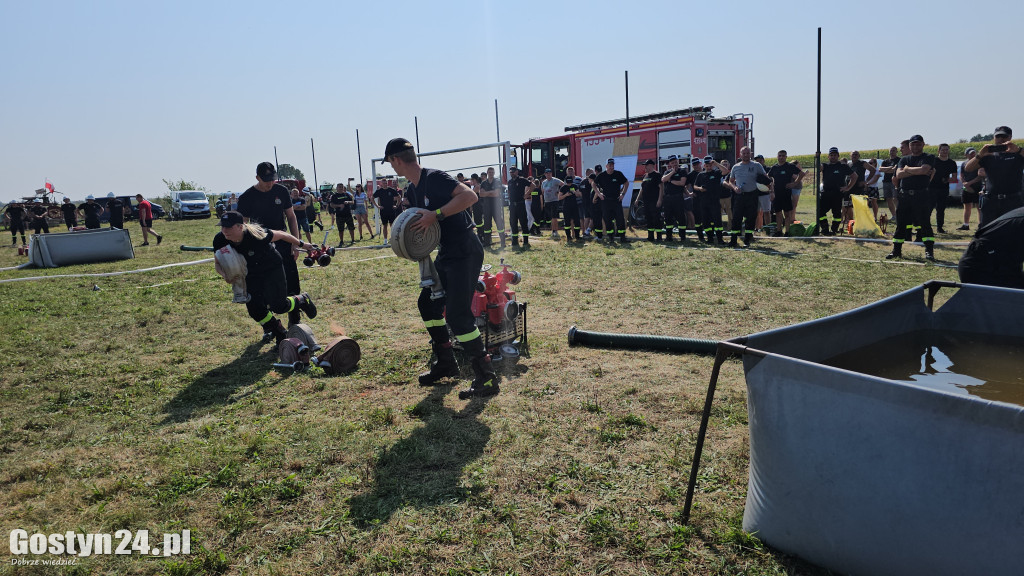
<box><xmin>391</xmin><ymin>208</ymin><xmax>444</xmax><ymax>300</ymax></box>
<box><xmin>214</xmin><ymin>245</ymin><xmax>250</xmax><ymax>304</ymax></box>
<box><xmin>567</xmin><ymin>326</ymin><xmax>718</xmax><ymax>355</ymax></box>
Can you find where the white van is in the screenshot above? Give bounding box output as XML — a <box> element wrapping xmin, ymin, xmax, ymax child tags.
<box><xmin>170</xmin><ymin>191</ymin><xmax>211</xmax><ymax>219</ymax></box>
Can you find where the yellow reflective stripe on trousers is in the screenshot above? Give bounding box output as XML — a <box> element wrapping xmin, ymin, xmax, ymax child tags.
<box><xmin>258</xmin><ymin>311</ymin><xmax>274</xmax><ymax>324</ymax></box>
<box><xmin>424</xmin><ymin>319</ymin><xmax>447</xmax><ymax>328</ymax></box>
<box><xmin>455</xmin><ymin>328</ymin><xmax>481</xmax><ymax>342</ymax></box>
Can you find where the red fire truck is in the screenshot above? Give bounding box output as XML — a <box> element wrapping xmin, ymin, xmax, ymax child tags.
<box><xmin>518</xmin><ymin>106</ymin><xmax>752</xmax><ymax>189</ymax></box>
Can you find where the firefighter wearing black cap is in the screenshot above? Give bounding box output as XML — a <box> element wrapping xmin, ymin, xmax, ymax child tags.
<box><xmin>382</xmin><ymin>138</ymin><xmax>499</xmax><ymax>399</ymax></box>
<box><xmin>888</xmin><ymin>135</ymin><xmax>936</xmax><ymax>260</ymax></box>
<box><xmin>693</xmin><ymin>156</ymin><xmax>727</xmax><ymax>244</ymax></box>
<box><xmin>237</xmin><ymin>161</ymin><xmax>304</xmax><ymax>324</ymax></box>
<box><xmin>637</xmin><ymin>159</ymin><xmax>664</xmax><ymax>242</ymax></box>
<box><xmin>958</xmin><ymin>206</ymin><xmax>1024</xmax><ymax>289</ymax></box>
<box><xmin>818</xmin><ymin>147</ymin><xmax>855</xmax><ymax>236</ymax></box>
<box><xmin>660</xmin><ymin>155</ymin><xmax>687</xmax><ymax>242</ymax></box>
<box><xmin>964</xmin><ymin>126</ymin><xmax>1024</xmax><ymax>226</ymax></box>
<box><xmin>594</xmin><ymin>158</ymin><xmax>629</xmax><ymax>242</ymax></box>
<box><xmin>506</xmin><ymin>166</ymin><xmax>532</xmax><ymax>247</ymax></box>
<box><xmin>213</xmin><ymin>211</ymin><xmax>318</xmax><ymax>347</ymax></box>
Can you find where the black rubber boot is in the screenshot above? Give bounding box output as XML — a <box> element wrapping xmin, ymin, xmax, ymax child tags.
<box><xmin>293</xmin><ymin>292</ymin><xmax>318</xmax><ymax>319</ymax></box>
<box><xmin>744</xmin><ymin>233</ymin><xmax>754</xmax><ymax>247</ymax></box>
<box><xmin>264</xmin><ymin>317</ymin><xmax>288</xmax><ymax>348</ymax></box>
<box><xmin>648</xmin><ymin>231</ymin><xmax>655</xmax><ymax>242</ymax></box>
<box><xmin>728</xmin><ymin>235</ymin><xmax>739</xmax><ymax>247</ymax></box>
<box><xmin>924</xmin><ymin>242</ymin><xmax>935</xmax><ymax>261</ymax></box>
<box><xmin>418</xmin><ymin>342</ymin><xmax>459</xmax><ymax>386</ymax></box>
<box><xmin>458</xmin><ymin>338</ymin><xmax>500</xmax><ymax>399</ymax></box>
<box><xmin>886</xmin><ymin>243</ymin><xmax>903</xmax><ymax>260</ymax></box>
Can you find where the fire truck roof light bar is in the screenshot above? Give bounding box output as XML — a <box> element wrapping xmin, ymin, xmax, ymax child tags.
<box><xmin>563</xmin><ymin>106</ymin><xmax>715</xmax><ymax>133</ymax></box>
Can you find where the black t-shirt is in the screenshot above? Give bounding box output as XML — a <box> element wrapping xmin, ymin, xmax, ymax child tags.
<box><xmin>79</xmin><ymin>202</ymin><xmax>102</xmax><ymax>221</ymax></box>
<box><xmin>961</xmin><ymin>163</ymin><xmax>982</xmax><ymax>193</ymax></box>
<box><xmin>61</xmin><ymin>203</ymin><xmax>77</xmax><ymax>221</ymax></box>
<box><xmin>897</xmin><ymin>154</ymin><xmax>936</xmax><ymax>190</ymax></box>
<box><xmin>694</xmin><ymin>169</ymin><xmax>725</xmax><ymax>197</ymax></box>
<box><xmin>579</xmin><ymin>178</ymin><xmax>593</xmax><ymax>204</ymax></box>
<box><xmin>821</xmin><ymin>161</ymin><xmax>854</xmax><ymax>190</ymax></box>
<box><xmin>373</xmin><ymin>188</ymin><xmax>400</xmax><ymax>212</ymax></box>
<box><xmin>480</xmin><ymin>178</ymin><xmax>500</xmax><ymax>196</ymax></box>
<box><xmin>640</xmin><ymin>171</ymin><xmax>662</xmax><ymax>199</ymax></box>
<box><xmin>849</xmin><ymin>160</ymin><xmax>868</xmax><ymax>191</ymax></box>
<box><xmin>595</xmin><ymin>170</ymin><xmax>629</xmax><ymax>203</ymax></box>
<box><xmin>5</xmin><ymin>205</ymin><xmax>26</xmax><ymax>223</ymax></box>
<box><xmin>107</xmin><ymin>198</ymin><xmax>124</xmax><ymax>223</ymax></box>
<box><xmin>881</xmin><ymin>157</ymin><xmax>899</xmax><ymax>183</ymax></box>
<box><xmin>558</xmin><ymin>181</ymin><xmax>580</xmax><ymax>200</ymax></box>
<box><xmin>212</xmin><ymin>226</ymin><xmax>282</xmax><ymax>275</ymax></box>
<box><xmin>507</xmin><ymin>176</ymin><xmax>531</xmax><ymax>204</ymax></box>
<box><xmin>663</xmin><ymin>167</ymin><xmax>687</xmax><ymax>196</ymax></box>
<box><xmin>406</xmin><ymin>168</ymin><xmax>475</xmax><ymax>242</ymax></box>
<box><xmin>930</xmin><ymin>158</ymin><xmax>958</xmax><ymax>191</ymax></box>
<box><xmin>30</xmin><ymin>205</ymin><xmax>47</xmax><ymax>219</ymax></box>
<box><xmin>767</xmin><ymin>163</ymin><xmax>798</xmax><ymax>194</ymax></box>
<box><xmin>237</xmin><ymin>184</ymin><xmax>292</xmax><ymax>230</ymax></box>
<box><xmin>979</xmin><ymin>152</ymin><xmax>1024</xmax><ymax>196</ymax></box>
<box><xmin>331</xmin><ymin>191</ymin><xmax>354</xmax><ymax>216</ymax></box>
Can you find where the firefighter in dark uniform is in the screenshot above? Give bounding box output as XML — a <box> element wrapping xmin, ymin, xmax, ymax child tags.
<box><xmin>661</xmin><ymin>155</ymin><xmax>687</xmax><ymax>242</ymax></box>
<box><xmin>595</xmin><ymin>158</ymin><xmax>629</xmax><ymax>242</ymax></box>
<box><xmin>382</xmin><ymin>138</ymin><xmax>499</xmax><ymax>399</ymax></box>
<box><xmin>529</xmin><ymin>177</ymin><xmax>544</xmax><ymax>236</ymax></box>
<box><xmin>213</xmin><ymin>211</ymin><xmax>317</xmax><ymax>347</ymax></box>
<box><xmin>888</xmin><ymin>135</ymin><xmax>936</xmax><ymax>260</ymax></box>
<box><xmin>237</xmin><ymin>162</ymin><xmax>304</xmax><ymax>325</ymax></box>
<box><xmin>964</xmin><ymin>126</ymin><xmax>1024</xmax><ymax>227</ymax></box>
<box><xmin>60</xmin><ymin>197</ymin><xmax>78</xmax><ymax>230</ymax></box>
<box><xmin>818</xmin><ymin>147</ymin><xmax>855</xmax><ymax>235</ymax></box>
<box><xmin>28</xmin><ymin>202</ymin><xmax>49</xmax><ymax>235</ymax></box>
<box><xmin>78</xmin><ymin>195</ymin><xmax>104</xmax><ymax>229</ymax></box>
<box><xmin>106</xmin><ymin>193</ymin><xmax>125</xmax><ymax>230</ymax></box>
<box><xmin>637</xmin><ymin>159</ymin><xmax>664</xmax><ymax>242</ymax></box>
<box><xmin>557</xmin><ymin>168</ymin><xmax>583</xmax><ymax>240</ymax></box>
<box><xmin>506</xmin><ymin>166</ymin><xmax>532</xmax><ymax>247</ymax></box>
<box><xmin>4</xmin><ymin>202</ymin><xmax>27</xmax><ymax>245</ymax></box>
<box><xmin>958</xmin><ymin>206</ymin><xmax>1024</xmax><ymax>289</ymax></box>
<box><xmin>693</xmin><ymin>156</ymin><xmax>727</xmax><ymax>244</ymax></box>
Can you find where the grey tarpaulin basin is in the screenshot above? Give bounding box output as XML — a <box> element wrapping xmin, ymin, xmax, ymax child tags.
<box><xmin>702</xmin><ymin>281</ymin><xmax>1024</xmax><ymax>576</ymax></box>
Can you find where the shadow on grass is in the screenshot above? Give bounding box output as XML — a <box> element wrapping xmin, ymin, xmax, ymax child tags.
<box><xmin>348</xmin><ymin>386</ymin><xmax>492</xmax><ymax>528</ymax></box>
<box><xmin>160</xmin><ymin>340</ymin><xmax>278</xmax><ymax>424</ymax></box>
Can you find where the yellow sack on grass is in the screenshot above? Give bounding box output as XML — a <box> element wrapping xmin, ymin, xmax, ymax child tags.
<box><xmin>851</xmin><ymin>195</ymin><xmax>883</xmax><ymax>238</ymax></box>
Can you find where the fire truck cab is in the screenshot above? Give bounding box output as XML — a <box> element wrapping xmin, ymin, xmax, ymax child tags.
<box><xmin>518</xmin><ymin>106</ymin><xmax>752</xmax><ymax>192</ymax></box>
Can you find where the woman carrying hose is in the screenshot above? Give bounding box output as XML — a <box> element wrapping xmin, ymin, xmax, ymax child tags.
<box><xmin>213</xmin><ymin>211</ymin><xmax>318</xmax><ymax>347</ymax></box>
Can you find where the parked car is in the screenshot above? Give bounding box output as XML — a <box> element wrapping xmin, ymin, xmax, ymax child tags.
<box><xmin>170</xmin><ymin>191</ymin><xmax>211</xmax><ymax>219</ymax></box>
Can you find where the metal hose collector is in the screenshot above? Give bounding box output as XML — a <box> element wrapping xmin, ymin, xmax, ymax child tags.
<box><xmin>567</xmin><ymin>326</ymin><xmax>718</xmax><ymax>354</ymax></box>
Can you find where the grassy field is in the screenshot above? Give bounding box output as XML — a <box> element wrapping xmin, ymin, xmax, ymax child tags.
<box><xmin>0</xmin><ymin>202</ymin><xmax>964</xmax><ymax>575</ymax></box>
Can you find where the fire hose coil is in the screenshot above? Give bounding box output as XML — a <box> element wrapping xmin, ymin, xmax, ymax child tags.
<box><xmin>391</xmin><ymin>208</ymin><xmax>440</xmax><ymax>261</ymax></box>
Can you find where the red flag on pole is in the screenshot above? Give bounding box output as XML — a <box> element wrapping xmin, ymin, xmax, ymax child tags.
<box><xmin>45</xmin><ymin>180</ymin><xmax>54</xmax><ymax>193</ymax></box>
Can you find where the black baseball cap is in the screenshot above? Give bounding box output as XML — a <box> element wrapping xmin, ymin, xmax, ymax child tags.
<box><xmin>965</xmin><ymin>147</ymin><xmax>976</xmax><ymax>154</ymax></box>
<box><xmin>220</xmin><ymin>210</ymin><xmax>244</xmax><ymax>227</ymax></box>
<box><xmin>909</xmin><ymin>135</ymin><xmax>924</xmax><ymax>143</ymax></box>
<box><xmin>703</xmin><ymin>155</ymin><xmax>714</xmax><ymax>163</ymax></box>
<box><xmin>828</xmin><ymin>147</ymin><xmax>840</xmax><ymax>154</ymax></box>
<box><xmin>509</xmin><ymin>166</ymin><xmax>518</xmax><ymax>172</ymax></box>
<box><xmin>382</xmin><ymin>138</ymin><xmax>415</xmax><ymax>161</ymax></box>
<box><xmin>691</xmin><ymin>157</ymin><xmax>702</xmax><ymax>165</ymax></box>
<box><xmin>754</xmin><ymin>154</ymin><xmax>765</xmax><ymax>160</ymax></box>
<box><xmin>994</xmin><ymin>126</ymin><xmax>1012</xmax><ymax>137</ymax></box>
<box><xmin>643</xmin><ymin>159</ymin><xmax>655</xmax><ymax>165</ymax></box>
<box><xmin>544</xmin><ymin>167</ymin><xmax>552</xmax><ymax>173</ymax></box>
<box><xmin>666</xmin><ymin>154</ymin><xmax>678</xmax><ymax>161</ymax></box>
<box><xmin>256</xmin><ymin>162</ymin><xmax>276</xmax><ymax>182</ymax></box>
<box><xmin>606</xmin><ymin>158</ymin><xmax>615</xmax><ymax>164</ymax></box>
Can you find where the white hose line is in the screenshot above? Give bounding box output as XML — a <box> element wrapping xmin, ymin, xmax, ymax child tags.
<box><xmin>0</xmin><ymin>258</ymin><xmax>213</xmax><ymax>285</ymax></box>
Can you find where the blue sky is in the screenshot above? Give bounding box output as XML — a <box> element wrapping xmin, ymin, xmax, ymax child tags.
<box><xmin>2</xmin><ymin>0</ymin><xmax>1021</xmax><ymax>202</ymax></box>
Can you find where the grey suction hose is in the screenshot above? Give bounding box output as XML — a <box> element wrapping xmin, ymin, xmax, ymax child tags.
<box><xmin>567</xmin><ymin>326</ymin><xmax>719</xmax><ymax>355</ymax></box>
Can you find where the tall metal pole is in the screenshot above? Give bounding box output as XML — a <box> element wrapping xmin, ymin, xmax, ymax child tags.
<box><xmin>414</xmin><ymin>116</ymin><xmax>421</xmax><ymax>160</ymax></box>
<box><xmin>274</xmin><ymin>146</ymin><xmax>279</xmax><ymax>173</ymax></box>
<box><xmin>495</xmin><ymin>99</ymin><xmax>503</xmax><ymax>168</ymax></box>
<box><xmin>625</xmin><ymin>71</ymin><xmax>630</xmax><ymax>137</ymax></box>
<box><xmin>356</xmin><ymin>129</ymin><xmax>364</xmax><ymax>186</ymax></box>
<box><xmin>815</xmin><ymin>27</ymin><xmax>822</xmax><ymax>212</ymax></box>
<box><xmin>311</xmin><ymin>138</ymin><xmax>318</xmax><ymax>190</ymax></box>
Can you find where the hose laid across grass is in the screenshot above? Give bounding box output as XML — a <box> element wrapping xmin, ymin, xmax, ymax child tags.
<box><xmin>567</xmin><ymin>326</ymin><xmax>718</xmax><ymax>354</ymax></box>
